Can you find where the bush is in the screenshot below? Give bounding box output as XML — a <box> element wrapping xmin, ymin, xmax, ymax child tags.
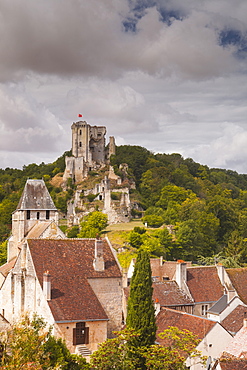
<box><xmin>142</xmin><ymin>215</ymin><xmax>164</xmax><ymax>228</ymax></box>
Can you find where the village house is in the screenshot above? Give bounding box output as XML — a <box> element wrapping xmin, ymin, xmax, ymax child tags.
<box><xmin>156</xmin><ymin>308</ymin><xmax>232</xmax><ymax>370</ymax></box>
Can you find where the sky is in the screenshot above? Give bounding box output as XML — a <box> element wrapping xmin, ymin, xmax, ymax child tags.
<box><xmin>0</xmin><ymin>0</ymin><xmax>247</xmax><ymax>173</ymax></box>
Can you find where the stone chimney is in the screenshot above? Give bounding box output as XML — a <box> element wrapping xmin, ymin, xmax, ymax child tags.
<box><xmin>93</xmin><ymin>239</ymin><xmax>105</xmax><ymax>272</ymax></box>
<box><xmin>216</xmin><ymin>264</ymin><xmax>225</xmax><ymax>285</ymax></box>
<box><xmin>43</xmin><ymin>271</ymin><xmax>51</xmax><ymax>301</ymax></box>
<box><xmin>175</xmin><ymin>260</ymin><xmax>187</xmax><ymax>289</ymax></box>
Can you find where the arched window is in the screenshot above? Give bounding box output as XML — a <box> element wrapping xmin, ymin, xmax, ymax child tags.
<box><xmin>79</xmin><ymin>142</ymin><xmax>82</xmax><ymax>147</ymax></box>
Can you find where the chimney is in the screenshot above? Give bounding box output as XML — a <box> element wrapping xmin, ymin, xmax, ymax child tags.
<box><xmin>93</xmin><ymin>239</ymin><xmax>105</xmax><ymax>272</ymax></box>
<box><xmin>175</xmin><ymin>260</ymin><xmax>187</xmax><ymax>289</ymax></box>
<box><xmin>216</xmin><ymin>264</ymin><xmax>225</xmax><ymax>285</ymax></box>
<box><xmin>43</xmin><ymin>271</ymin><xmax>51</xmax><ymax>301</ymax></box>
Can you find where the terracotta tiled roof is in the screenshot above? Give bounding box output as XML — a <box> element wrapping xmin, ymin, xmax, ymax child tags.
<box><xmin>221</xmin><ymin>305</ymin><xmax>247</xmax><ymax>335</ymax></box>
<box><xmin>146</xmin><ymin>259</ymin><xmax>192</xmax><ymax>281</ymax></box>
<box><xmin>219</xmin><ymin>359</ymin><xmax>247</xmax><ymax>369</ymax></box>
<box><xmin>226</xmin><ymin>268</ymin><xmax>247</xmax><ymax>305</ymax></box>
<box><xmin>156</xmin><ymin>308</ymin><xmax>216</xmax><ymax>342</ymax></box>
<box><xmin>222</xmin><ymin>326</ymin><xmax>247</xmax><ymax>358</ymax></box>
<box><xmin>187</xmin><ymin>266</ymin><xmax>224</xmax><ymax>303</ymax></box>
<box><xmin>153</xmin><ymin>281</ymin><xmax>193</xmax><ymax>307</ymax></box>
<box><xmin>17</xmin><ymin>179</ymin><xmax>56</xmax><ymax>210</ymax></box>
<box><xmin>28</xmin><ymin>238</ymin><xmax>122</xmax><ymax>322</ymax></box>
<box><xmin>0</xmin><ymin>257</ymin><xmax>17</xmax><ymax>277</ymax></box>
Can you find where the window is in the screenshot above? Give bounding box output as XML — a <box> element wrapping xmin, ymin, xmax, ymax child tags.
<box><xmin>201</xmin><ymin>304</ymin><xmax>208</xmax><ymax>316</ymax></box>
<box><xmin>46</xmin><ymin>210</ymin><xmax>50</xmax><ymax>220</ymax></box>
<box><xmin>27</xmin><ymin>210</ymin><xmax>30</xmax><ymax>220</ymax></box>
<box><xmin>73</xmin><ymin>322</ymin><xmax>89</xmax><ymax>345</ymax></box>
<box><xmin>79</xmin><ymin>142</ymin><xmax>82</xmax><ymax>147</ymax></box>
<box><xmin>79</xmin><ymin>129</ymin><xmax>82</xmax><ymax>135</ymax></box>
<box><xmin>37</xmin><ymin>212</ymin><xmax>40</xmax><ymax>220</ymax></box>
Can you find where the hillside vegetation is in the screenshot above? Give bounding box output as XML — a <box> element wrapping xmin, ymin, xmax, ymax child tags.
<box><xmin>1</xmin><ymin>145</ymin><xmax>247</xmax><ymax>266</ymax></box>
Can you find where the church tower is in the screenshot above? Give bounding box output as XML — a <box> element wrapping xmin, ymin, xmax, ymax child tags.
<box><xmin>8</xmin><ymin>179</ymin><xmax>58</xmax><ymax>262</ymax></box>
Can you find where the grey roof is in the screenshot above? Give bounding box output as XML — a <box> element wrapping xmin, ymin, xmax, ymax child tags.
<box><xmin>207</xmin><ymin>294</ymin><xmax>228</xmax><ymax>314</ymax></box>
<box><xmin>16</xmin><ymin>179</ymin><xmax>57</xmax><ymax>211</ymax></box>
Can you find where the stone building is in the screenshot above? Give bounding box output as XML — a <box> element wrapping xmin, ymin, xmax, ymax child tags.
<box><xmin>63</xmin><ymin>120</ymin><xmax>116</xmax><ymax>183</ymax></box>
<box><xmin>0</xmin><ymin>179</ymin><xmax>123</xmax><ymax>357</ymax></box>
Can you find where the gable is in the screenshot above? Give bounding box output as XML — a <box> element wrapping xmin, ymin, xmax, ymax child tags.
<box><xmin>226</xmin><ymin>268</ymin><xmax>247</xmax><ymax>305</ymax></box>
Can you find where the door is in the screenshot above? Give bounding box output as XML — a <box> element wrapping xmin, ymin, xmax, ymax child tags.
<box><xmin>73</xmin><ymin>322</ymin><xmax>89</xmax><ymax>345</ymax></box>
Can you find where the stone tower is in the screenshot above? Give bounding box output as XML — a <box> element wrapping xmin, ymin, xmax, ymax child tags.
<box><xmin>63</xmin><ymin>120</ymin><xmax>115</xmax><ymax>183</ymax></box>
<box><xmin>8</xmin><ymin>179</ymin><xmax>58</xmax><ymax>262</ymax></box>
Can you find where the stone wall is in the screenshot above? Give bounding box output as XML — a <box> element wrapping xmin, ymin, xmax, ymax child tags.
<box><xmin>88</xmin><ymin>277</ymin><xmax>123</xmax><ymax>337</ymax></box>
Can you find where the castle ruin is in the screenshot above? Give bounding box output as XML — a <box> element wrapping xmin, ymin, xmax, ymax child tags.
<box><xmin>63</xmin><ymin>121</ymin><xmax>116</xmax><ymax>183</ymax></box>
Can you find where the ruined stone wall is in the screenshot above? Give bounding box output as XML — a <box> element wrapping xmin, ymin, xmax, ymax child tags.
<box><xmin>88</xmin><ymin>277</ymin><xmax>123</xmax><ymax>337</ymax></box>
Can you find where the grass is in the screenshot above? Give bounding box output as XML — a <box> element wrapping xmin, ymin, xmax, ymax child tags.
<box><xmin>105</xmin><ymin>220</ymin><xmax>144</xmax><ymax>232</ymax></box>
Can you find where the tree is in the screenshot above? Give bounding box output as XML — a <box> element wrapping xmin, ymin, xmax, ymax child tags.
<box><xmin>144</xmin><ymin>326</ymin><xmax>203</xmax><ymax>370</ymax></box>
<box><xmin>0</xmin><ymin>314</ymin><xmax>89</xmax><ymax>370</ymax></box>
<box><xmin>78</xmin><ymin>211</ymin><xmax>108</xmax><ymax>238</ymax></box>
<box><xmin>90</xmin><ymin>329</ymin><xmax>140</xmax><ymax>370</ymax></box>
<box><xmin>126</xmin><ymin>249</ymin><xmax>156</xmax><ymax>368</ymax></box>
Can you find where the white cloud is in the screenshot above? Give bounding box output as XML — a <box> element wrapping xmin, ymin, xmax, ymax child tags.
<box><xmin>0</xmin><ymin>0</ymin><xmax>246</xmax><ymax>173</ymax></box>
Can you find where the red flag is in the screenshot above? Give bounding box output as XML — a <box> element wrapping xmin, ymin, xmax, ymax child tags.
<box><xmin>78</xmin><ymin>114</ymin><xmax>83</xmax><ymax>117</ymax></box>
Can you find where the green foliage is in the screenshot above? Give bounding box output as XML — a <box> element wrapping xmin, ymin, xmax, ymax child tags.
<box><xmin>78</xmin><ymin>211</ymin><xmax>108</xmax><ymax>238</ymax></box>
<box><xmin>90</xmin><ymin>329</ymin><xmax>140</xmax><ymax>370</ymax></box>
<box><xmin>67</xmin><ymin>226</ymin><xmax>80</xmax><ymax>238</ymax></box>
<box><xmin>142</xmin><ymin>215</ymin><xmax>164</xmax><ymax>228</ymax></box>
<box><xmin>87</xmin><ymin>193</ymin><xmax>98</xmax><ymax>202</ymax></box>
<box><xmin>128</xmin><ymin>231</ymin><xmax>143</xmax><ymax>248</ymax></box>
<box><xmin>126</xmin><ymin>249</ymin><xmax>157</xmax><ymax>363</ymax></box>
<box><xmin>0</xmin><ymin>314</ymin><xmax>89</xmax><ymax>370</ymax></box>
<box><xmin>90</xmin><ymin>327</ymin><xmax>203</xmax><ymax>370</ymax></box>
<box><xmin>144</xmin><ymin>326</ymin><xmax>203</xmax><ymax>370</ymax></box>
<box><xmin>111</xmin><ymin>192</ymin><xmax>121</xmax><ymax>200</ymax></box>
<box><xmin>0</xmin><ymin>241</ymin><xmax>7</xmax><ymax>265</ymax></box>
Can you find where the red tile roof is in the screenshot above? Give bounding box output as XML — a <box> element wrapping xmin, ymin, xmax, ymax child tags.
<box><xmin>221</xmin><ymin>305</ymin><xmax>247</xmax><ymax>335</ymax></box>
<box><xmin>28</xmin><ymin>238</ymin><xmax>121</xmax><ymax>322</ymax></box>
<box><xmin>153</xmin><ymin>281</ymin><xmax>193</xmax><ymax>307</ymax></box>
<box><xmin>0</xmin><ymin>257</ymin><xmax>17</xmax><ymax>277</ymax></box>
<box><xmin>150</xmin><ymin>259</ymin><xmax>192</xmax><ymax>281</ymax></box>
<box><xmin>187</xmin><ymin>266</ymin><xmax>224</xmax><ymax>303</ymax></box>
<box><xmin>219</xmin><ymin>359</ymin><xmax>247</xmax><ymax>369</ymax></box>
<box><xmin>156</xmin><ymin>307</ymin><xmax>216</xmax><ymax>342</ymax></box>
<box><xmin>222</xmin><ymin>326</ymin><xmax>247</xmax><ymax>358</ymax></box>
<box><xmin>226</xmin><ymin>268</ymin><xmax>247</xmax><ymax>305</ymax></box>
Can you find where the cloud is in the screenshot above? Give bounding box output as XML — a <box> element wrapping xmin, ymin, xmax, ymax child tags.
<box><xmin>0</xmin><ymin>0</ymin><xmax>245</xmax><ymax>82</ymax></box>
<box><xmin>0</xmin><ymin>0</ymin><xmax>247</xmax><ymax>173</ymax></box>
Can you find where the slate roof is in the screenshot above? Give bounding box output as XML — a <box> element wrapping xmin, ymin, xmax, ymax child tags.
<box><xmin>226</xmin><ymin>268</ymin><xmax>247</xmax><ymax>305</ymax></box>
<box><xmin>156</xmin><ymin>308</ymin><xmax>216</xmax><ymax>342</ymax></box>
<box><xmin>208</xmin><ymin>295</ymin><xmax>228</xmax><ymax>314</ymax></box>
<box><xmin>221</xmin><ymin>305</ymin><xmax>247</xmax><ymax>335</ymax></box>
<box><xmin>153</xmin><ymin>281</ymin><xmax>193</xmax><ymax>307</ymax></box>
<box><xmin>17</xmin><ymin>179</ymin><xmax>57</xmax><ymax>210</ymax></box>
<box><xmin>28</xmin><ymin>238</ymin><xmax>122</xmax><ymax>322</ymax></box>
<box><xmin>186</xmin><ymin>266</ymin><xmax>224</xmax><ymax>303</ymax></box>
